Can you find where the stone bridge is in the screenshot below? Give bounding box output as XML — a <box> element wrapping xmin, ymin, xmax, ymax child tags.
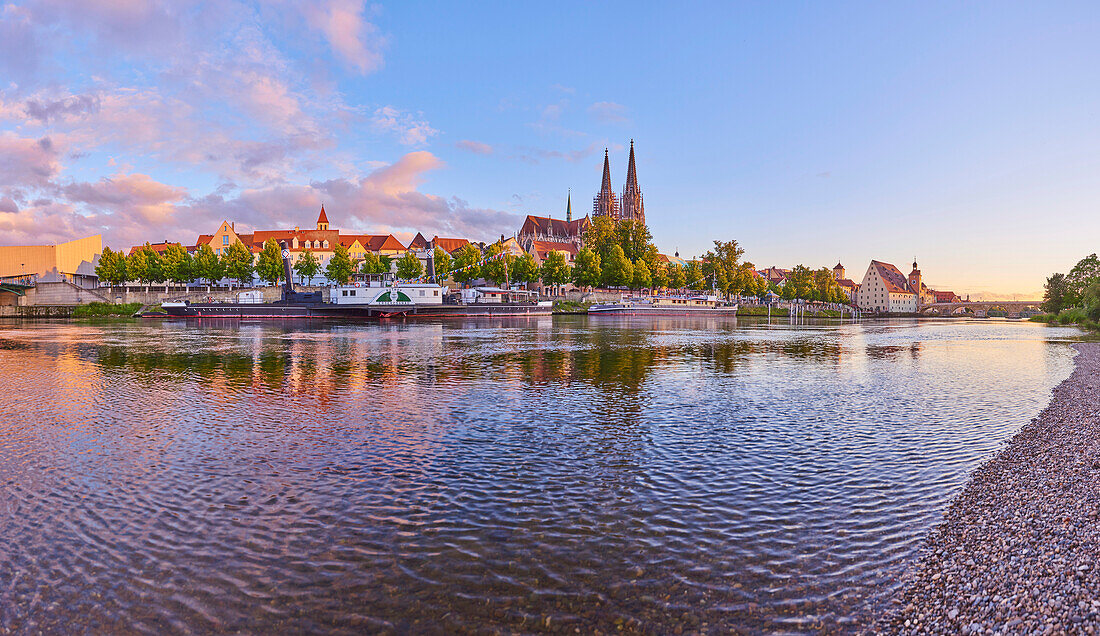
<box><xmin>920</xmin><ymin>301</ymin><xmax>1043</xmax><ymax>318</ymax></box>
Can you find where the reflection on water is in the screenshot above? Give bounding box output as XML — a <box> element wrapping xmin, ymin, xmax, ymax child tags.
<box><xmin>0</xmin><ymin>317</ymin><xmax>1081</xmax><ymax>633</ymax></box>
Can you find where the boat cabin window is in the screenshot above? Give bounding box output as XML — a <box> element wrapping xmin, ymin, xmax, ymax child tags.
<box><xmin>341</xmin><ymin>290</ymin><xmax>348</xmax><ymax>296</ymax></box>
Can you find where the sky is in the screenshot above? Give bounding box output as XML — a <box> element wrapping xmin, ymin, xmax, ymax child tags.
<box><xmin>1</xmin><ymin>1</ymin><xmax>1099</xmax><ymax>298</ymax></box>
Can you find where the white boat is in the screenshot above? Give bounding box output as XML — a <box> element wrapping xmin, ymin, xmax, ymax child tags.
<box><xmin>588</xmin><ymin>294</ymin><xmax>739</xmax><ymax>316</ymax></box>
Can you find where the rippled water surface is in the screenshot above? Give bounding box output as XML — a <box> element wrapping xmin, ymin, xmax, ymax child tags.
<box><xmin>0</xmin><ymin>317</ymin><xmax>1081</xmax><ymax>633</ymax></box>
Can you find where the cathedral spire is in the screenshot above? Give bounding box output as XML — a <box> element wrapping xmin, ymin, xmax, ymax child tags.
<box><xmin>593</xmin><ymin>148</ymin><xmax>619</xmax><ymax>219</ymax></box>
<box><xmin>620</xmin><ymin>139</ymin><xmax>644</xmax><ymax>226</ymax></box>
<box><xmin>566</xmin><ymin>189</ymin><xmax>572</xmax><ymax>223</ymax></box>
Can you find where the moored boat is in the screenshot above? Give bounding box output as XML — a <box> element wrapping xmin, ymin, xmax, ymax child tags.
<box><xmin>588</xmin><ymin>294</ymin><xmax>738</xmax><ymax>316</ymax></box>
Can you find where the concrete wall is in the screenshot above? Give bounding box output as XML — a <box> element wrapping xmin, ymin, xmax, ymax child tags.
<box><xmin>23</xmin><ymin>282</ymin><xmax>111</xmax><ymax>306</ymax></box>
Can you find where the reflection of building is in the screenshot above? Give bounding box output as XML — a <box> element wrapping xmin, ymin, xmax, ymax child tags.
<box><xmin>0</xmin><ymin>235</ymin><xmax>102</xmax><ymax>288</ymax></box>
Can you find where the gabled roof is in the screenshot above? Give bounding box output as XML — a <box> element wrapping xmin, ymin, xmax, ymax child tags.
<box><xmin>531</xmin><ymin>240</ymin><xmax>579</xmax><ymax>259</ymax></box>
<box><xmin>870</xmin><ymin>260</ymin><xmax>914</xmax><ymax>294</ymax></box>
<box><xmin>836</xmin><ymin>278</ymin><xmax>857</xmax><ymax>288</ymax></box>
<box><xmin>408</xmin><ymin>232</ymin><xmax>430</xmax><ymax>250</ymax></box>
<box><xmin>344</xmin><ymin>234</ymin><xmax>406</xmax><ymax>252</ymax></box>
<box><xmin>432</xmin><ymin>236</ymin><xmax>470</xmax><ymax>253</ymax></box>
<box><xmin>519</xmin><ymin>214</ymin><xmax>589</xmax><ymax>239</ymax></box>
<box><xmin>194</xmin><ymin>234</ymin><xmax>214</xmax><ymax>247</ymax></box>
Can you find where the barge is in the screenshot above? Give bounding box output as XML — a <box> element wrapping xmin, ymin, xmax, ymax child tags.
<box><xmin>158</xmin><ymin>243</ymin><xmax>552</xmax><ymax>320</ymax></box>
<box><xmin>588</xmin><ymin>294</ymin><xmax>739</xmax><ymax>316</ymax></box>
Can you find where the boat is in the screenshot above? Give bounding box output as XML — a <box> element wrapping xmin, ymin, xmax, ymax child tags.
<box><xmin>158</xmin><ymin>243</ymin><xmax>552</xmax><ymax>320</ymax></box>
<box><xmin>588</xmin><ymin>294</ymin><xmax>739</xmax><ymax>316</ymax></box>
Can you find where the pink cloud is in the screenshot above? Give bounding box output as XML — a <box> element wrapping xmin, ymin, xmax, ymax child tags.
<box><xmin>0</xmin><ymin>133</ymin><xmax>63</xmax><ymax>186</ymax></box>
<box><xmin>371</xmin><ymin>106</ymin><xmax>438</xmax><ymax>146</ymax></box>
<box><xmin>456</xmin><ymin>140</ymin><xmax>494</xmax><ymax>155</ymax></box>
<box><xmin>302</xmin><ymin>0</ymin><xmax>385</xmax><ymax>74</ymax></box>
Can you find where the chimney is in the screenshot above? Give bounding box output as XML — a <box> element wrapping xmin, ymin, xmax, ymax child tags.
<box><xmin>295</xmin><ymin>226</ymin><xmax>299</xmax><ymax>232</ymax></box>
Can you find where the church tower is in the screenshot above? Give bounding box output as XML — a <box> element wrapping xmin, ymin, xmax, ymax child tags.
<box><xmin>833</xmin><ymin>261</ymin><xmax>845</xmax><ymax>281</ymax></box>
<box><xmin>593</xmin><ymin>149</ymin><xmax>619</xmax><ymax>219</ymax></box>
<box><xmin>316</xmin><ymin>204</ymin><xmax>329</xmax><ymax>231</ymax></box>
<box><xmin>620</xmin><ymin>139</ymin><xmax>645</xmax><ymax>226</ymax></box>
<box><xmin>908</xmin><ymin>259</ymin><xmax>922</xmax><ymax>302</ymax></box>
<box><xmin>566</xmin><ymin>189</ymin><xmax>572</xmax><ymax>223</ymax></box>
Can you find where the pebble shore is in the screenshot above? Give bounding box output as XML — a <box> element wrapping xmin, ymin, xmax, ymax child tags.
<box><xmin>876</xmin><ymin>343</ymin><xmax>1100</xmax><ymax>634</ymax></box>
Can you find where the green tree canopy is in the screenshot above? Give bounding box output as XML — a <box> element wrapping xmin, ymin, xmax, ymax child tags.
<box><xmin>1066</xmin><ymin>254</ymin><xmax>1100</xmax><ymax>307</ymax></box>
<box><xmin>256</xmin><ymin>239</ymin><xmax>284</xmax><ymax>286</ymax></box>
<box><xmin>294</xmin><ymin>249</ymin><xmax>320</xmax><ymax>285</ymax></box>
<box><xmin>539</xmin><ymin>250</ymin><xmax>571</xmax><ymax>289</ymax></box>
<box><xmin>192</xmin><ymin>244</ymin><xmax>224</xmax><ymax>289</ymax></box>
<box><xmin>223</xmin><ymin>241</ymin><xmax>255</xmax><ymax>287</ymax></box>
<box><xmin>95</xmin><ymin>247</ymin><xmax>128</xmax><ymax>286</ymax></box>
<box><xmin>601</xmin><ymin>244</ymin><xmax>634</xmax><ymax>288</ymax></box>
<box><xmin>632</xmin><ymin>258</ymin><xmax>651</xmax><ymax>290</ymax></box>
<box><xmin>511</xmin><ymin>253</ymin><xmax>540</xmax><ymax>287</ymax></box>
<box><xmin>667</xmin><ymin>263</ymin><xmax>685</xmax><ymax>290</ymax></box>
<box><xmin>161</xmin><ymin>244</ymin><xmax>194</xmax><ymax>285</ymax></box>
<box><xmin>650</xmin><ymin>261</ymin><xmax>670</xmax><ymax>291</ymax></box>
<box><xmin>481</xmin><ymin>243</ymin><xmax>509</xmax><ymax>286</ymax></box>
<box><xmin>572</xmin><ymin>247</ymin><xmax>601</xmax><ymax>290</ymax></box>
<box><xmin>325</xmin><ymin>244</ymin><xmax>356</xmax><ymax>284</ymax></box>
<box><xmin>359</xmin><ymin>251</ymin><xmax>384</xmax><ymax>275</ymax></box>
<box><xmin>396</xmin><ymin>250</ymin><xmax>424</xmax><ymax>280</ymax></box>
<box><xmin>450</xmin><ymin>244</ymin><xmax>481</xmax><ymax>285</ymax></box>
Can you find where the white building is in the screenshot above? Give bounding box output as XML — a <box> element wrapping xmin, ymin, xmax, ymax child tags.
<box><xmin>857</xmin><ymin>260</ymin><xmax>918</xmax><ymax>313</ymax></box>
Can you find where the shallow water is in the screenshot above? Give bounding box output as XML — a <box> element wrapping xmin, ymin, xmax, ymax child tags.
<box><xmin>0</xmin><ymin>317</ymin><xmax>1081</xmax><ymax>634</ymax></box>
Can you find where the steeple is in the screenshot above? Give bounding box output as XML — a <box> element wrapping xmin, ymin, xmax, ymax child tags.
<box><xmin>620</xmin><ymin>139</ymin><xmax>645</xmax><ymax>226</ymax></box>
<box><xmin>316</xmin><ymin>204</ymin><xmax>329</xmax><ymax>231</ymax></box>
<box><xmin>593</xmin><ymin>148</ymin><xmax>619</xmax><ymax>219</ymax></box>
<box><xmin>566</xmin><ymin>189</ymin><xmax>572</xmax><ymax>223</ymax></box>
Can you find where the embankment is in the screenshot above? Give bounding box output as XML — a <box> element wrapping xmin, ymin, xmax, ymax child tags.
<box><xmin>875</xmin><ymin>343</ymin><xmax>1100</xmax><ymax>633</ymax></box>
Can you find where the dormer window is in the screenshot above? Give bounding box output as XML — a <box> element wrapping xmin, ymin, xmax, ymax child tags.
<box><xmin>322</xmin><ymin>240</ymin><xmax>329</xmax><ymax>249</ymax></box>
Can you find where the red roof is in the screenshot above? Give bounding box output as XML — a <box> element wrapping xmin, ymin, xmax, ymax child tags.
<box><xmin>128</xmin><ymin>241</ymin><xmax>180</xmax><ymax>256</ymax></box>
<box><xmin>531</xmin><ymin>240</ymin><xmax>579</xmax><ymax>260</ymax></box>
<box><xmin>342</xmin><ymin>234</ymin><xmax>407</xmax><ymax>252</ymax></box>
<box><xmin>432</xmin><ymin>236</ymin><xmax>470</xmax><ymax>253</ymax></box>
<box><xmin>870</xmin><ymin>260</ymin><xmax>914</xmax><ymax>294</ymax></box>
<box><xmin>934</xmin><ymin>290</ymin><xmax>960</xmax><ymax>303</ymax></box>
<box><xmin>518</xmin><ymin>214</ymin><xmax>589</xmax><ymax>240</ymax></box>
<box><xmin>836</xmin><ymin>278</ymin><xmax>857</xmax><ymax>288</ymax></box>
<box><xmin>317</xmin><ymin>204</ymin><xmax>329</xmax><ymax>225</ymax></box>
<box><xmin>408</xmin><ymin>232</ymin><xmax>430</xmax><ymax>250</ymax></box>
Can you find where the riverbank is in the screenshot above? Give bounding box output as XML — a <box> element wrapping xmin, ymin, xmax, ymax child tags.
<box><xmin>875</xmin><ymin>342</ymin><xmax>1100</xmax><ymax>633</ymax></box>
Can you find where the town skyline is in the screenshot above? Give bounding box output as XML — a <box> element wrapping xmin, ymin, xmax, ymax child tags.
<box><xmin>3</xmin><ymin>1</ymin><xmax>1099</xmax><ymax>299</ymax></box>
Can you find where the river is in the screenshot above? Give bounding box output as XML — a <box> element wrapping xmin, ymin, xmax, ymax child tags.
<box><xmin>0</xmin><ymin>317</ymin><xmax>1081</xmax><ymax>634</ymax></box>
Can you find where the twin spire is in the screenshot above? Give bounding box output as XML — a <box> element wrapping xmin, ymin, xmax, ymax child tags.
<box><xmin>592</xmin><ymin>140</ymin><xmax>644</xmax><ymax>225</ymax></box>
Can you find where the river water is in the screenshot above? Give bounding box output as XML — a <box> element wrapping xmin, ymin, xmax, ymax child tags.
<box><xmin>0</xmin><ymin>317</ymin><xmax>1081</xmax><ymax>634</ymax></box>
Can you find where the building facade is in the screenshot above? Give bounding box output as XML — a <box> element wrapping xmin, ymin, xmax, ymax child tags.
<box><xmin>856</xmin><ymin>260</ymin><xmax>918</xmax><ymax>312</ymax></box>
<box><xmin>0</xmin><ymin>235</ymin><xmax>102</xmax><ymax>288</ymax></box>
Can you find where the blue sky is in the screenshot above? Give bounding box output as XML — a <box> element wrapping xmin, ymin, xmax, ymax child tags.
<box><xmin>1</xmin><ymin>1</ymin><xmax>1098</xmax><ymax>297</ymax></box>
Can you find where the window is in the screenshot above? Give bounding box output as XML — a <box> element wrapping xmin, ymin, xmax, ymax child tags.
<box><xmin>322</xmin><ymin>240</ymin><xmax>329</xmax><ymax>248</ymax></box>
<box><xmin>342</xmin><ymin>290</ymin><xmax>348</xmax><ymax>296</ymax></box>
<box><xmin>223</xmin><ymin>236</ymin><xmax>229</xmax><ymax>246</ymax></box>
<box><xmin>433</xmin><ymin>290</ymin><xmax>439</xmax><ymax>296</ymax></box>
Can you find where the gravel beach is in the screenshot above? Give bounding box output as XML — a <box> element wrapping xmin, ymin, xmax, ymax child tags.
<box><xmin>876</xmin><ymin>342</ymin><xmax>1100</xmax><ymax>634</ymax></box>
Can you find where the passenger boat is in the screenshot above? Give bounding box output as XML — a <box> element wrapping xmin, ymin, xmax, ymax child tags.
<box><xmin>587</xmin><ymin>294</ymin><xmax>739</xmax><ymax>316</ymax></box>
<box><xmin>158</xmin><ymin>243</ymin><xmax>551</xmax><ymax>320</ymax></box>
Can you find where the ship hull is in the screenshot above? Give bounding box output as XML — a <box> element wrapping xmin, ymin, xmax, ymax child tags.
<box><xmin>157</xmin><ymin>302</ymin><xmax>551</xmax><ymax>320</ymax></box>
<box><xmin>587</xmin><ymin>304</ymin><xmax>739</xmax><ymax>316</ymax></box>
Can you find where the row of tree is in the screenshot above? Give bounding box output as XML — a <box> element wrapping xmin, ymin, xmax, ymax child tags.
<box><xmin>1042</xmin><ymin>253</ymin><xmax>1100</xmax><ymax>316</ymax></box>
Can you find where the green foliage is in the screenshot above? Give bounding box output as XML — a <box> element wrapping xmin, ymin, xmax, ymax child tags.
<box><xmin>223</xmin><ymin>241</ymin><xmax>254</xmax><ymax>287</ymax></box>
<box><xmin>451</xmin><ymin>244</ymin><xmax>481</xmax><ymax>285</ymax></box>
<box><xmin>396</xmin><ymin>250</ymin><xmax>424</xmax><ymax>280</ymax></box>
<box><xmin>683</xmin><ymin>260</ymin><xmax>706</xmax><ymax>291</ymax></box>
<box><xmin>784</xmin><ymin>265</ymin><xmax>814</xmax><ymax>300</ymax></box>
<box><xmin>1066</xmin><ymin>254</ymin><xmax>1100</xmax><ymax>307</ymax></box>
<box><xmin>294</xmin><ymin>249</ymin><xmax>320</xmax><ymax>285</ymax></box>
<box><xmin>325</xmin><ymin>244</ymin><xmax>356</xmax><ymax>284</ymax></box>
<box><xmin>161</xmin><ymin>244</ymin><xmax>193</xmax><ymax>285</ymax></box>
<box><xmin>737</xmin><ymin>306</ymin><xmax>790</xmax><ymax>317</ymax></box>
<box><xmin>667</xmin><ymin>263</ymin><xmax>685</xmax><ymax>290</ymax></box>
<box><xmin>1042</xmin><ymin>272</ymin><xmax>1070</xmax><ymax>314</ymax></box>
<box><xmin>95</xmin><ymin>246</ymin><xmax>128</xmax><ymax>286</ymax></box>
<box><xmin>539</xmin><ymin>250</ymin><xmax>572</xmax><ymax>288</ymax></box>
<box><xmin>632</xmin><ymin>258</ymin><xmax>651</xmax><ymax>290</ymax></box>
<box><xmin>699</xmin><ymin>239</ymin><xmax>745</xmax><ymax>298</ymax></box>
<box><xmin>127</xmin><ymin>244</ymin><xmax>163</xmax><ymax>286</ymax></box>
<box><xmin>379</xmin><ymin>255</ymin><xmax>393</xmax><ymax>273</ymax></box>
<box><xmin>72</xmin><ymin>302</ymin><xmax>143</xmax><ymax>318</ymax></box>
<box><xmin>359</xmin><ymin>252</ymin><xmax>384</xmax><ymax>276</ymax></box>
<box><xmin>192</xmin><ymin>244</ymin><xmax>224</xmax><ymax>287</ymax></box>
<box><xmin>572</xmin><ymin>247</ymin><xmax>601</xmax><ymax>289</ymax></box>
<box><xmin>510</xmin><ymin>253</ymin><xmax>540</xmax><ymax>286</ymax></box>
<box><xmin>649</xmin><ymin>261</ymin><xmax>669</xmax><ymax>290</ymax></box>
<box><xmin>481</xmin><ymin>243</ymin><xmax>508</xmax><ymax>285</ymax></box>
<box><xmin>433</xmin><ymin>246</ymin><xmax>452</xmax><ymax>281</ymax></box>
<box><xmin>552</xmin><ymin>300</ymin><xmax>592</xmax><ymax>314</ymax></box>
<box><xmin>601</xmin><ymin>245</ymin><xmax>634</xmax><ymax>288</ymax></box>
<box><xmin>256</xmin><ymin>239</ymin><xmax>284</xmax><ymax>286</ymax></box>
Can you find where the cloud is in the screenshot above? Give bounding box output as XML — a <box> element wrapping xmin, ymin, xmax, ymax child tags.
<box><xmin>301</xmin><ymin>0</ymin><xmax>385</xmax><ymax>74</ymax></box>
<box><xmin>371</xmin><ymin>106</ymin><xmax>438</xmax><ymax>146</ymax></box>
<box><xmin>456</xmin><ymin>140</ymin><xmax>493</xmax><ymax>155</ymax></box>
<box><xmin>587</xmin><ymin>101</ymin><xmax>630</xmax><ymax>125</ymax></box>
<box><xmin>0</xmin><ymin>133</ymin><xmax>63</xmax><ymax>186</ymax></box>
<box><xmin>512</xmin><ymin>141</ymin><xmax>604</xmax><ymax>165</ymax></box>
<box><xmin>24</xmin><ymin>93</ymin><xmax>102</xmax><ymax>123</ymax></box>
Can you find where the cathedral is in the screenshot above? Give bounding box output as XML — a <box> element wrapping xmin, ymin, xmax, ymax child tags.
<box><xmin>593</xmin><ymin>140</ymin><xmax>645</xmax><ymax>226</ymax></box>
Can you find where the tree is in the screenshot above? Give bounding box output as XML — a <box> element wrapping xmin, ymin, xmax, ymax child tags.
<box><xmin>632</xmin><ymin>258</ymin><xmax>651</xmax><ymax>291</ymax></box>
<box><xmin>294</xmin><ymin>249</ymin><xmax>320</xmax><ymax>285</ymax></box>
<box><xmin>451</xmin><ymin>244</ymin><xmax>481</xmax><ymax>286</ymax></box>
<box><xmin>433</xmin><ymin>246</ymin><xmax>452</xmax><ymax>282</ymax></box>
<box><xmin>583</xmin><ymin>215</ymin><xmax>618</xmax><ymax>259</ymax></box>
<box><xmin>572</xmin><ymin>247</ymin><xmax>601</xmax><ymax>290</ymax></box>
<box><xmin>539</xmin><ymin>250</ymin><xmax>571</xmax><ymax>292</ymax></box>
<box><xmin>511</xmin><ymin>253</ymin><xmax>539</xmax><ymax>288</ymax></box>
<box><xmin>192</xmin><ymin>244</ymin><xmax>224</xmax><ymax>290</ymax></box>
<box><xmin>325</xmin><ymin>244</ymin><xmax>356</xmax><ymax>284</ymax></box>
<box><xmin>1066</xmin><ymin>254</ymin><xmax>1100</xmax><ymax>308</ymax></box>
<box><xmin>359</xmin><ymin>252</ymin><xmax>384</xmax><ymax>276</ymax></box>
<box><xmin>95</xmin><ymin>247</ymin><xmax>128</xmax><ymax>287</ymax></box>
<box><xmin>481</xmin><ymin>243</ymin><xmax>509</xmax><ymax>286</ymax></box>
<box><xmin>813</xmin><ymin>267</ymin><xmax>837</xmax><ymax>303</ymax></box>
<box><xmin>650</xmin><ymin>261</ymin><xmax>670</xmax><ymax>291</ymax></box>
<box><xmin>127</xmin><ymin>248</ymin><xmax>149</xmax><ymax>290</ymax></box>
<box><xmin>602</xmin><ymin>245</ymin><xmax>634</xmax><ymax>288</ymax></box>
<box><xmin>143</xmin><ymin>245</ymin><xmax>165</xmax><ymax>288</ymax></box>
<box><xmin>161</xmin><ymin>244</ymin><xmax>194</xmax><ymax>287</ymax></box>
<box><xmin>1042</xmin><ymin>272</ymin><xmax>1070</xmax><ymax>314</ymax></box>
<box><xmin>255</xmin><ymin>239</ymin><xmax>283</xmax><ymax>286</ymax></box>
<box><xmin>396</xmin><ymin>250</ymin><xmax>424</xmax><ymax>280</ymax></box>
<box><xmin>616</xmin><ymin>219</ymin><xmax>653</xmax><ymax>263</ymax></box>
<box><xmin>683</xmin><ymin>260</ymin><xmax>706</xmax><ymax>291</ymax></box>
<box><xmin>223</xmin><ymin>241</ymin><xmax>255</xmax><ymax>288</ymax></box>
<box><xmin>784</xmin><ymin>265</ymin><xmax>814</xmax><ymax>300</ymax></box>
<box><xmin>668</xmin><ymin>263</ymin><xmax>685</xmax><ymax>290</ymax></box>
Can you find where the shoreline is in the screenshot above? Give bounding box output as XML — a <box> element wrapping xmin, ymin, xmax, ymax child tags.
<box><xmin>875</xmin><ymin>342</ymin><xmax>1100</xmax><ymax>633</ymax></box>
